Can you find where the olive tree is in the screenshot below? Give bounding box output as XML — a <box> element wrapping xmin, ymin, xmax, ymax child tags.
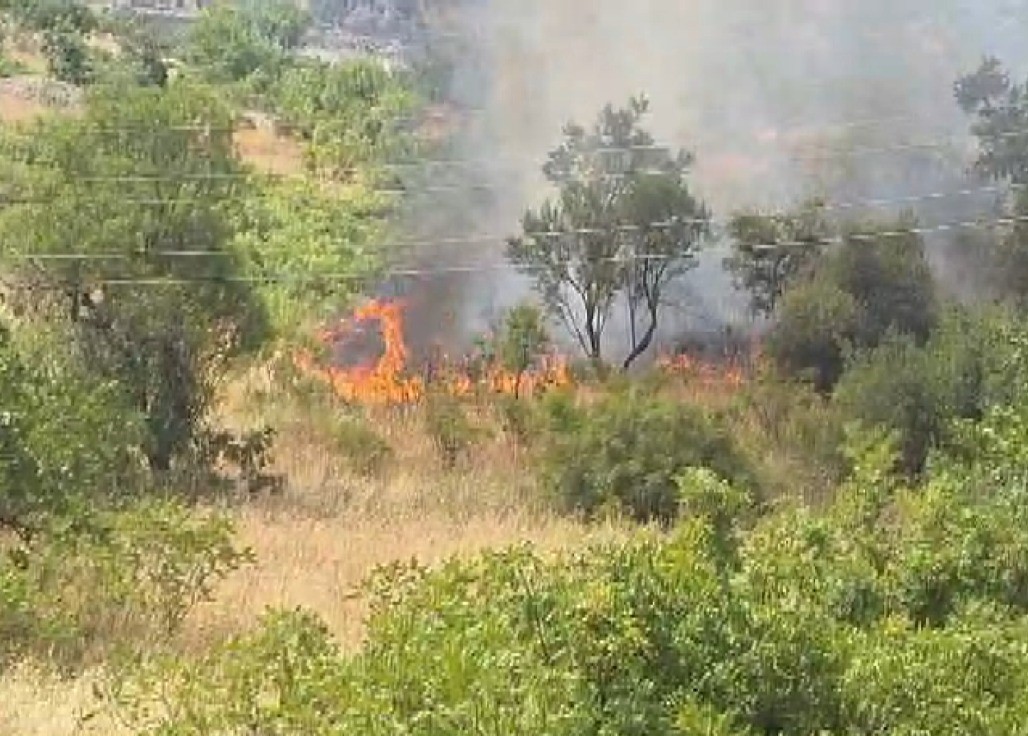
<box><xmin>507</xmin><ymin>96</ymin><xmax>710</xmax><ymax>370</ymax></box>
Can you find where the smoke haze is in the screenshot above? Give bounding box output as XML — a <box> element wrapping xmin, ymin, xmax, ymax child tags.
<box><xmin>390</xmin><ymin>0</ymin><xmax>1028</xmax><ymax>358</ymax></box>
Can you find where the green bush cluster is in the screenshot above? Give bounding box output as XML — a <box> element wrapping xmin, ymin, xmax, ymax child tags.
<box><xmin>1</xmin><ymin>499</ymin><xmax>250</xmax><ymax>671</ymax></box>
<box><xmin>765</xmin><ymin>216</ymin><xmax>938</xmax><ymax>393</ymax></box>
<box><xmin>107</xmin><ymin>417</ymin><xmax>1028</xmax><ymax>734</ymax></box>
<box><xmin>539</xmin><ymin>386</ymin><xmax>754</xmax><ymax>524</ymax></box>
<box><xmin>835</xmin><ymin>306</ymin><xmax>1024</xmax><ymax>477</ymax></box>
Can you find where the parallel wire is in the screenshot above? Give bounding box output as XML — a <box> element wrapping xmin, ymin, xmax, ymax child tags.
<box><xmin>4</xmin><ymin>118</ymin><xmax>1027</xmax><ymax>184</ymax></box>
<box><xmin>1</xmin><ymin>211</ymin><xmax>1024</xmax><ymax>282</ymax></box>
<box><xmin>2</xmin><ymin>178</ymin><xmax>1018</xmax><ymax>212</ymax></box>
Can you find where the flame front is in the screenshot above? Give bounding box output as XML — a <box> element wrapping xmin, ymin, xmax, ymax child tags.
<box><xmin>295</xmin><ymin>299</ymin><xmax>756</xmax><ymax>406</ymax></box>
<box><xmin>294</xmin><ymin>299</ymin><xmax>571</xmax><ymax>405</ymax></box>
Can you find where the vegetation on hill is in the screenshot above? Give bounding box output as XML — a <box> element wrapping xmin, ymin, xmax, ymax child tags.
<box><xmin>3</xmin><ymin>0</ymin><xmax>1028</xmax><ymax>733</ymax></box>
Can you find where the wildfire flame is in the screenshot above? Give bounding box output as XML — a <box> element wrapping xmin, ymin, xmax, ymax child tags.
<box><xmin>655</xmin><ymin>353</ymin><xmax>746</xmax><ymax>389</ymax></box>
<box><xmin>293</xmin><ymin>299</ymin><xmax>572</xmax><ymax>405</ymax></box>
<box><xmin>294</xmin><ymin>299</ymin><xmax>756</xmax><ymax>406</ymax></box>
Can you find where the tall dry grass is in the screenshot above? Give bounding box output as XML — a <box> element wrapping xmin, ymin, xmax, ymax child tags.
<box><xmin>0</xmin><ymin>365</ymin><xmax>626</xmax><ymax>735</ymax></box>
<box><xmin>187</xmin><ymin>362</ymin><xmax>631</xmax><ymax>650</ymax></box>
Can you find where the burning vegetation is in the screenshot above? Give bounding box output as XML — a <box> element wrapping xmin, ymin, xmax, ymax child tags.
<box><xmin>293</xmin><ymin>299</ymin><xmax>754</xmax><ymax>406</ymax></box>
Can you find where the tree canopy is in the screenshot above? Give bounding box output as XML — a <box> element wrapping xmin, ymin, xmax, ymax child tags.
<box><xmin>507</xmin><ymin>96</ymin><xmax>710</xmax><ymax>370</ymax></box>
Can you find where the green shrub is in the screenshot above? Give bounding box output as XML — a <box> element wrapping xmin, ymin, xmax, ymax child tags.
<box><xmin>828</xmin><ymin>220</ymin><xmax>938</xmax><ymax>348</ymax></box>
<box><xmin>331</xmin><ymin>415</ymin><xmax>394</xmax><ymax>477</ymax></box>
<box><xmin>1</xmin><ymin>499</ymin><xmax>251</xmax><ymax>671</ymax></box>
<box><xmin>540</xmin><ymin>386</ymin><xmax>754</xmax><ymax>524</ymax></box>
<box><xmin>43</xmin><ymin>28</ymin><xmax>93</xmax><ymax>85</ymax></box>
<box><xmin>841</xmin><ymin>616</ymin><xmax>1028</xmax><ymax>735</ymax></box>
<box><xmin>0</xmin><ymin>322</ymin><xmax>144</xmax><ymax>537</ymax></box>
<box><xmin>765</xmin><ymin>278</ymin><xmax>859</xmax><ymax>392</ymax></box>
<box><xmin>834</xmin><ymin>333</ymin><xmax>949</xmax><ymax>476</ymax></box>
<box><xmin>767</xmin><ymin>217</ymin><xmax>939</xmax><ymax>392</ymax></box>
<box><xmin>423</xmin><ymin>394</ymin><xmax>480</xmax><ymax>470</ymax></box>
<box><xmin>834</xmin><ymin>307</ymin><xmax>1028</xmax><ymax>478</ymax></box>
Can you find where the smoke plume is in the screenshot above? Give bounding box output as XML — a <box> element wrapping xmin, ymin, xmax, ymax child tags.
<box><xmin>390</xmin><ymin>0</ymin><xmax>1028</xmax><ymax>359</ymax></box>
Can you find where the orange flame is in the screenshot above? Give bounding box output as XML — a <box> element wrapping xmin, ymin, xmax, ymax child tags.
<box><xmin>294</xmin><ymin>298</ymin><xmax>756</xmax><ymax>406</ymax></box>
<box><xmin>294</xmin><ymin>299</ymin><xmax>571</xmax><ymax>405</ymax></box>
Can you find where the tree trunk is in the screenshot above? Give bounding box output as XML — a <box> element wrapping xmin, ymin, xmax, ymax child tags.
<box><xmin>622</xmin><ymin>304</ymin><xmax>659</xmax><ymax>370</ymax></box>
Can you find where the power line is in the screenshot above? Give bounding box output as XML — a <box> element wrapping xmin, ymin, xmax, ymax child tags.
<box><xmin>7</xmin><ymin>119</ymin><xmax>1028</xmax><ymax>184</ymax></box>
<box><xmin>1</xmin><ymin>210</ymin><xmax>1024</xmax><ymax>277</ymax></box>
<box><xmin>3</xmin><ymin>178</ymin><xmax>1019</xmax><ymax>212</ymax></box>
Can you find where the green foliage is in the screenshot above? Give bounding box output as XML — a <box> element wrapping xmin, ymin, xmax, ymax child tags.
<box><xmin>103</xmin><ymin>18</ymin><xmax>169</xmax><ymax>88</ymax></box>
<box><xmin>423</xmin><ymin>393</ymin><xmax>479</xmax><ymax>470</ymax></box>
<box><xmin>765</xmin><ymin>277</ymin><xmax>859</xmax><ymax>392</ymax></box>
<box><xmin>829</xmin><ymin>217</ymin><xmax>938</xmax><ymax>347</ymax></box>
<box><xmin>767</xmin><ymin>215</ymin><xmax>937</xmax><ymax>391</ymax></box>
<box><xmin>185</xmin><ymin>0</ymin><xmax>309</xmax><ymax>89</ymax></box>
<box><xmin>955</xmin><ymin>56</ymin><xmax>1028</xmax><ymax>185</ymax></box>
<box><xmin>0</xmin><ymin>320</ymin><xmax>143</xmax><ymax>536</ymax></box>
<box><xmin>471</xmin><ymin>302</ymin><xmax>554</xmax><ymax>400</ymax></box>
<box><xmin>540</xmin><ymin>386</ymin><xmax>753</xmax><ymax>524</ymax></box>
<box><xmin>507</xmin><ymin>96</ymin><xmax>711</xmax><ymax>368</ymax></box>
<box><xmin>835</xmin><ymin>333</ymin><xmax>950</xmax><ymax>476</ymax></box>
<box><xmin>954</xmin><ymin>57</ymin><xmax>1028</xmax><ymax>306</ymax></box>
<box><xmin>836</xmin><ymin>307</ymin><xmax>1027</xmax><ymax>477</ymax></box>
<box><xmin>725</xmin><ymin>198</ymin><xmax>829</xmax><ymax>317</ymax></box>
<box><xmin>230</xmin><ymin>177</ymin><xmax>388</xmax><ymax>334</ymax></box>
<box><xmin>330</xmin><ymin>415</ymin><xmax>393</xmax><ymax>478</ymax></box>
<box><xmin>3</xmin><ymin>0</ymin><xmax>95</xmax><ymax>34</ymax></box>
<box><xmin>42</xmin><ymin>27</ymin><xmax>92</xmax><ymax>84</ymax></box>
<box><xmin>495</xmin><ymin>303</ymin><xmax>550</xmax><ymax>375</ymax></box>
<box><xmin>1</xmin><ymin>498</ymin><xmax>250</xmax><ymax>671</ymax></box>
<box><xmin>842</xmin><ymin>615</ymin><xmax>1028</xmax><ymax>735</ymax></box>
<box><xmin>0</xmin><ymin>81</ymin><xmax>270</xmax><ymax>475</ymax></box>
<box><xmin>270</xmin><ymin>58</ymin><xmax>418</xmax><ymax>179</ymax></box>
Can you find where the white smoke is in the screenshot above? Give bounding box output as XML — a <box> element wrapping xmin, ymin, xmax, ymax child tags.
<box><xmin>396</xmin><ymin>0</ymin><xmax>1028</xmax><ymax>356</ymax></box>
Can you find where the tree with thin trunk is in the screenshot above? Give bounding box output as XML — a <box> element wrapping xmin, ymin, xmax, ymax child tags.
<box><xmin>506</xmin><ymin>96</ymin><xmax>710</xmax><ymax>370</ymax></box>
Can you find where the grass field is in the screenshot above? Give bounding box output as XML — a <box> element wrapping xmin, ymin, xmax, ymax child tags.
<box><xmin>0</xmin><ymin>367</ymin><xmax>628</xmax><ymax>734</ymax></box>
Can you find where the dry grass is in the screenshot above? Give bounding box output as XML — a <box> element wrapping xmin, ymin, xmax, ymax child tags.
<box><xmin>0</xmin><ymin>82</ymin><xmax>57</xmax><ymax>124</ymax></box>
<box><xmin>234</xmin><ymin>124</ymin><xmax>307</xmax><ymax>177</ymax></box>
<box><xmin>189</xmin><ymin>366</ymin><xmax>629</xmax><ymax>650</ymax></box>
<box><xmin>184</xmin><ymin>501</ymin><xmax>625</xmax><ymax>654</ymax></box>
<box><xmin>6</xmin><ymin>33</ymin><xmax>49</xmax><ymax>75</ymax></box>
<box><xmin>0</xmin><ymin>367</ymin><xmax>626</xmax><ymax>734</ymax></box>
<box><xmin>0</xmin><ymin>662</ymin><xmax>127</xmax><ymax>736</ymax></box>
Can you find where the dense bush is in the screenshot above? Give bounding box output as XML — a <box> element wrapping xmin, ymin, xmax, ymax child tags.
<box><xmin>185</xmin><ymin>0</ymin><xmax>309</xmax><ymax>89</ymax></box>
<box><xmin>765</xmin><ymin>277</ymin><xmax>858</xmax><ymax>392</ymax></box>
<box><xmin>0</xmin><ymin>322</ymin><xmax>143</xmax><ymax>536</ymax></box>
<box><xmin>835</xmin><ymin>333</ymin><xmax>949</xmax><ymax>476</ymax></box>
<box><xmin>1</xmin><ymin>499</ymin><xmax>250</xmax><ymax>671</ymax></box>
<box><xmin>828</xmin><ymin>220</ymin><xmax>938</xmax><ymax>347</ymax></box>
<box><xmin>107</xmin><ymin>423</ymin><xmax>1028</xmax><ymax>734</ymax></box>
<box><xmin>539</xmin><ymin>386</ymin><xmax>754</xmax><ymax>524</ymax></box>
<box><xmin>835</xmin><ymin>306</ymin><xmax>1027</xmax><ymax>476</ymax></box>
<box><xmin>767</xmin><ymin>217</ymin><xmax>938</xmax><ymax>392</ymax></box>
<box><xmin>269</xmin><ymin>58</ymin><xmax>417</xmax><ymax>178</ymax></box>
